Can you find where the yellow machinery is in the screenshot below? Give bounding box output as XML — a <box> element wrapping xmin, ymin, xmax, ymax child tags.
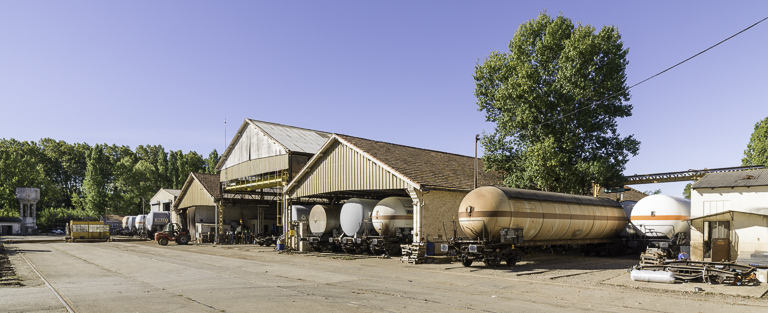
<box><xmin>67</xmin><ymin>220</ymin><xmax>110</xmax><ymax>242</ymax></box>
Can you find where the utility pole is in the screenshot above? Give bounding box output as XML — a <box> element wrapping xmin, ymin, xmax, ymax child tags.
<box><xmin>474</xmin><ymin>134</ymin><xmax>479</xmax><ymax>190</ymax></box>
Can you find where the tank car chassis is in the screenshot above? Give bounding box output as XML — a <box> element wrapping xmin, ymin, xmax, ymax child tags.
<box><xmin>337</xmin><ymin>223</ymin><xmax>413</xmax><ymax>256</ymax></box>
<box><xmin>442</xmin><ymin>221</ymin><xmax>523</xmax><ymax>267</ymax></box>
<box><xmin>306</xmin><ymin>229</ymin><xmax>343</xmax><ymax>252</ymax></box>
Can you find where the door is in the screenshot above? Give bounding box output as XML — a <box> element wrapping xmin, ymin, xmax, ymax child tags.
<box><xmin>705</xmin><ymin>221</ymin><xmax>731</xmax><ymax>261</ymax></box>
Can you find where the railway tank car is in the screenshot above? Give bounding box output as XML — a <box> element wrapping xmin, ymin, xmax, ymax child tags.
<box><xmin>306</xmin><ymin>204</ymin><xmax>342</xmax><ymax>251</ymax></box>
<box><xmin>630</xmin><ymin>195</ymin><xmax>690</xmax><ymax>239</ymax></box>
<box><xmin>453</xmin><ymin>186</ymin><xmax>627</xmax><ymax>267</ymax></box>
<box><xmin>339</xmin><ymin>198</ymin><xmax>379</xmax><ymax>253</ymax></box>
<box><xmin>369</xmin><ymin>197</ymin><xmax>414</xmax><ymax>255</ymax></box>
<box><xmin>629</xmin><ymin>195</ymin><xmax>691</xmax><ymax>255</ymax></box>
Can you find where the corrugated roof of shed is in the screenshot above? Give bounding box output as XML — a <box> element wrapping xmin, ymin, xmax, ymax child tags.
<box><xmin>692</xmin><ymin>169</ymin><xmax>768</xmax><ymax>189</ymax></box>
<box><xmin>249</xmin><ymin>119</ymin><xmax>331</xmax><ymax>154</ymax></box>
<box><xmin>335</xmin><ymin>134</ymin><xmax>503</xmax><ymax>191</ymax></box>
<box><xmin>191</xmin><ymin>172</ymin><xmax>221</xmax><ymax>199</ymax></box>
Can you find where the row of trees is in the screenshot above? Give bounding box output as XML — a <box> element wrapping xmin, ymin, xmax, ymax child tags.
<box><xmin>0</xmin><ymin>138</ymin><xmax>220</xmax><ymax>218</ymax></box>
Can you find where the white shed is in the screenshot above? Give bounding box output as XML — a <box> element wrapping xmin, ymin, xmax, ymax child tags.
<box><xmin>690</xmin><ymin>169</ymin><xmax>768</xmax><ymax>263</ymax></box>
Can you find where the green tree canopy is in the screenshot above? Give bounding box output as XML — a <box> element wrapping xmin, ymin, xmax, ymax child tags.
<box><xmin>475</xmin><ymin>11</ymin><xmax>640</xmax><ymax>194</ymax></box>
<box><xmin>742</xmin><ymin>117</ymin><xmax>768</xmax><ymax>166</ymax></box>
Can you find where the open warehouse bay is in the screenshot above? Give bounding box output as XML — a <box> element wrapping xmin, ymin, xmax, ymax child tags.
<box><xmin>2</xmin><ymin>241</ymin><xmax>768</xmax><ymax>313</ymax></box>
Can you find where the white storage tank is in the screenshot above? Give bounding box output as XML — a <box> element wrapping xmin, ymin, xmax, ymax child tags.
<box><xmin>127</xmin><ymin>216</ymin><xmax>136</xmax><ymax>230</ymax></box>
<box><xmin>630</xmin><ymin>195</ymin><xmax>690</xmax><ymax>239</ymax></box>
<box><xmin>340</xmin><ymin>198</ymin><xmax>379</xmax><ymax>237</ymax></box>
<box><xmin>372</xmin><ymin>197</ymin><xmax>413</xmax><ymax>237</ymax></box>
<box><xmin>134</xmin><ymin>214</ymin><xmax>147</xmax><ymax>232</ymax></box>
<box><xmin>291</xmin><ymin>205</ymin><xmax>310</xmax><ymax>223</ymax></box>
<box><xmin>309</xmin><ymin>204</ymin><xmax>341</xmax><ymax>236</ymax></box>
<box><xmin>122</xmin><ymin>216</ymin><xmax>133</xmax><ymax>230</ymax></box>
<box><xmin>620</xmin><ymin>201</ymin><xmax>638</xmax><ymax>237</ymax></box>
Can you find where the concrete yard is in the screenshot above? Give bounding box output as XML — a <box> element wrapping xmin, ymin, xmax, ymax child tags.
<box><xmin>2</xmin><ymin>238</ymin><xmax>768</xmax><ymax>313</ymax></box>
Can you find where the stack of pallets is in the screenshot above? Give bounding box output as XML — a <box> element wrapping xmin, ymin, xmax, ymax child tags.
<box><xmin>640</xmin><ymin>248</ymin><xmax>667</xmax><ymax>265</ymax></box>
<box><xmin>401</xmin><ymin>243</ymin><xmax>426</xmax><ymax>264</ymax></box>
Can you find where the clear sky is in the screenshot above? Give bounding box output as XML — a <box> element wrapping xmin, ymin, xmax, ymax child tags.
<box><xmin>2</xmin><ymin>1</ymin><xmax>767</xmax><ymax>197</ymax></box>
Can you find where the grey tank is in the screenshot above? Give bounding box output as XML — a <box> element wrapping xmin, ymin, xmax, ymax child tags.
<box><xmin>309</xmin><ymin>204</ymin><xmax>341</xmax><ymax>236</ymax></box>
<box><xmin>340</xmin><ymin>198</ymin><xmax>379</xmax><ymax>237</ymax></box>
<box><xmin>146</xmin><ymin>211</ymin><xmax>171</xmax><ymax>230</ymax></box>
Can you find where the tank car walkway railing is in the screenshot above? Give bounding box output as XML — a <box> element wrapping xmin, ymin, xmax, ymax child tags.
<box><xmin>623</xmin><ymin>165</ymin><xmax>765</xmax><ymax>185</ymax></box>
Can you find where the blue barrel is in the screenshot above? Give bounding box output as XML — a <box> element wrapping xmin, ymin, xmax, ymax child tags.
<box><xmin>276</xmin><ymin>243</ymin><xmax>285</xmax><ymax>250</ymax></box>
<box><xmin>426</xmin><ymin>242</ymin><xmax>435</xmax><ymax>256</ymax></box>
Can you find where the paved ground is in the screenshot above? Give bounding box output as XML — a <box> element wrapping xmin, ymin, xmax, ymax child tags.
<box><xmin>2</xmin><ymin>238</ymin><xmax>768</xmax><ymax>312</ymax></box>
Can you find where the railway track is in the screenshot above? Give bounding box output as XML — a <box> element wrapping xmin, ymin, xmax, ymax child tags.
<box><xmin>8</xmin><ymin>243</ymin><xmax>77</xmax><ymax>313</ymax></box>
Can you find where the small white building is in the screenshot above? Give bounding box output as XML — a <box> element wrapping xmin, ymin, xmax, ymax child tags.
<box><xmin>0</xmin><ymin>217</ymin><xmax>23</xmax><ymax>235</ymax></box>
<box><xmin>690</xmin><ymin>169</ymin><xmax>768</xmax><ymax>263</ymax></box>
<box><xmin>149</xmin><ymin>189</ymin><xmax>181</xmax><ymax>224</ymax></box>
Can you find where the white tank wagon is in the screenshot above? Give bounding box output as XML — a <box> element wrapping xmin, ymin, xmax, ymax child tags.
<box><xmin>453</xmin><ymin>186</ymin><xmax>627</xmax><ymax>267</ymax></box>
<box><xmin>369</xmin><ymin>197</ymin><xmax>414</xmax><ymax>255</ymax></box>
<box><xmin>619</xmin><ymin>201</ymin><xmax>638</xmax><ymax>237</ymax></box>
<box><xmin>121</xmin><ymin>216</ymin><xmax>137</xmax><ymax>235</ymax></box>
<box><xmin>339</xmin><ymin>198</ymin><xmax>379</xmax><ymax>254</ymax></box>
<box><xmin>630</xmin><ymin>195</ymin><xmax>690</xmax><ymax>239</ymax></box>
<box><xmin>306</xmin><ymin>204</ymin><xmax>343</xmax><ymax>252</ymax></box>
<box><xmin>134</xmin><ymin>215</ymin><xmax>148</xmax><ymax>239</ymax></box>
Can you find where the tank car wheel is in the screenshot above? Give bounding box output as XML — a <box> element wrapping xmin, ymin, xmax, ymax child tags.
<box><xmin>258</xmin><ymin>241</ymin><xmax>265</xmax><ymax>246</ymax></box>
<box><xmin>461</xmin><ymin>257</ymin><xmax>473</xmax><ymax>267</ymax></box>
<box><xmin>158</xmin><ymin>238</ymin><xmax>168</xmax><ymax>246</ymax></box>
<box><xmin>264</xmin><ymin>240</ymin><xmax>273</xmax><ymax>247</ymax></box>
<box><xmin>483</xmin><ymin>257</ymin><xmax>501</xmax><ymax>267</ymax></box>
<box><xmin>505</xmin><ymin>258</ymin><xmax>516</xmax><ymax>267</ymax></box>
<box><xmin>177</xmin><ymin>235</ymin><xmax>190</xmax><ymax>245</ymax></box>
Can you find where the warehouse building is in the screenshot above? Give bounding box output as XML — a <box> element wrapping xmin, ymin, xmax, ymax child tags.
<box><xmin>284</xmin><ymin>134</ymin><xmax>503</xmax><ymax>245</ymax></box>
<box><xmin>689</xmin><ymin>169</ymin><xmax>768</xmax><ymax>263</ymax></box>
<box><xmin>176</xmin><ymin>119</ymin><xmax>332</xmax><ymax>243</ymax></box>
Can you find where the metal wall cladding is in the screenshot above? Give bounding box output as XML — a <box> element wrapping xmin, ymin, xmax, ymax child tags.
<box><xmin>177</xmin><ymin>180</ymin><xmax>217</xmax><ymax>209</ymax></box>
<box><xmin>222</xmin><ymin>124</ymin><xmax>287</xmax><ymax>170</ymax></box>
<box><xmin>220</xmin><ymin>155</ymin><xmax>290</xmax><ymax>182</ymax></box>
<box><xmin>289</xmin><ymin>141</ymin><xmax>411</xmax><ymax>198</ymax></box>
<box><xmin>459</xmin><ymin>186</ymin><xmax>627</xmax><ymax>242</ymax></box>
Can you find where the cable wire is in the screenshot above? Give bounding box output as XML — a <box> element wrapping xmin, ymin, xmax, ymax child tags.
<box><xmin>534</xmin><ymin>15</ymin><xmax>768</xmax><ymax>128</ymax></box>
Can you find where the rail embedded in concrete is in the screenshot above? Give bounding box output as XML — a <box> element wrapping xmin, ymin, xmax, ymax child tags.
<box><xmin>624</xmin><ymin>165</ymin><xmax>766</xmax><ymax>185</ymax></box>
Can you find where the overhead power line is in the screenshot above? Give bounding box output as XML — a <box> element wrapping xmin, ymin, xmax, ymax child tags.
<box><xmin>535</xmin><ymin>15</ymin><xmax>768</xmax><ymax>129</ymax></box>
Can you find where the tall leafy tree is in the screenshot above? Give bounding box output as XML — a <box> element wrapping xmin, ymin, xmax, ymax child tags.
<box><xmin>0</xmin><ymin>142</ymin><xmax>52</xmax><ymax>216</ymax></box>
<box><xmin>81</xmin><ymin>144</ymin><xmax>112</xmax><ymax>216</ymax></box>
<box><xmin>206</xmin><ymin>149</ymin><xmax>220</xmax><ymax>174</ymax></box>
<box><xmin>683</xmin><ymin>183</ymin><xmax>692</xmax><ymax>199</ymax></box>
<box><xmin>742</xmin><ymin>117</ymin><xmax>768</xmax><ymax>167</ymax></box>
<box><xmin>475</xmin><ymin>11</ymin><xmax>640</xmax><ymax>194</ymax></box>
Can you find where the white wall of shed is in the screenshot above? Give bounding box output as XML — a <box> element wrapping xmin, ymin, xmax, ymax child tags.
<box><xmin>221</xmin><ymin>124</ymin><xmax>287</xmax><ymax>170</ymax></box>
<box><xmin>691</xmin><ymin>186</ymin><xmax>768</xmax><ymax>218</ymax></box>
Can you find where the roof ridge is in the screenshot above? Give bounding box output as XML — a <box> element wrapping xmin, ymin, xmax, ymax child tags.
<box><xmin>334</xmin><ymin>133</ymin><xmax>476</xmax><ymax>159</ymax></box>
<box><xmin>248</xmin><ymin>118</ymin><xmax>331</xmax><ymax>135</ymax></box>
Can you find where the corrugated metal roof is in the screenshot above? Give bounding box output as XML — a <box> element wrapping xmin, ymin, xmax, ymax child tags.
<box><xmin>286</xmin><ymin>134</ymin><xmax>504</xmax><ymax>197</ymax></box>
<box><xmin>692</xmin><ymin>169</ymin><xmax>768</xmax><ymax>189</ymax></box>
<box><xmin>336</xmin><ymin>134</ymin><xmax>504</xmax><ymax>191</ymax></box>
<box><xmin>162</xmin><ymin>189</ymin><xmax>181</xmax><ymax>197</ymax></box>
<box><xmin>249</xmin><ymin>119</ymin><xmax>331</xmax><ymax>154</ymax></box>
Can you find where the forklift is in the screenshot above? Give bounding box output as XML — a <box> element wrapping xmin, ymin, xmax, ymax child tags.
<box><xmin>155</xmin><ymin>223</ymin><xmax>192</xmax><ymax>246</ymax></box>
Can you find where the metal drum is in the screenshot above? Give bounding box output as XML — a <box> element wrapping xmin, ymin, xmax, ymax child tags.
<box><xmin>458</xmin><ymin>186</ymin><xmax>626</xmax><ymax>243</ymax></box>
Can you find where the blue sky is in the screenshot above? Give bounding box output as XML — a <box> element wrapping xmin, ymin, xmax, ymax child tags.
<box><xmin>2</xmin><ymin>1</ymin><xmax>767</xmax><ymax>197</ymax></box>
